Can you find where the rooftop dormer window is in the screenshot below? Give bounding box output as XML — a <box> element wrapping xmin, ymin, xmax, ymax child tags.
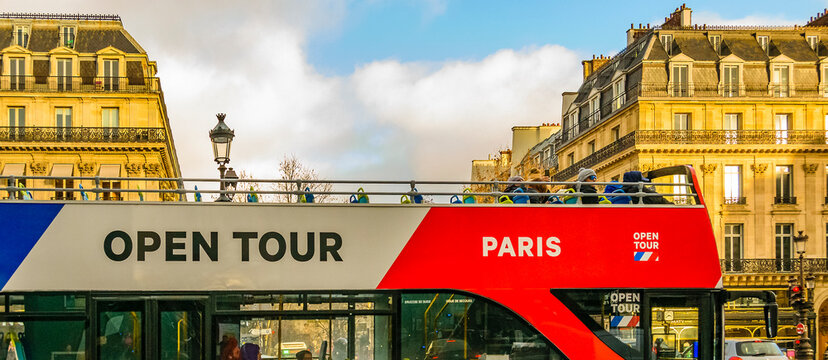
<box><xmin>60</xmin><ymin>26</ymin><xmax>76</xmax><ymax>48</ymax></box>
<box><xmin>807</xmin><ymin>35</ymin><xmax>819</xmax><ymax>51</ymax></box>
<box><xmin>757</xmin><ymin>35</ymin><xmax>769</xmax><ymax>55</ymax></box>
<box><xmin>660</xmin><ymin>34</ymin><xmax>673</xmax><ymax>55</ymax></box>
<box><xmin>709</xmin><ymin>35</ymin><xmax>721</xmax><ymax>55</ymax></box>
<box><xmin>13</xmin><ymin>25</ymin><xmax>29</xmax><ymax>48</ymax></box>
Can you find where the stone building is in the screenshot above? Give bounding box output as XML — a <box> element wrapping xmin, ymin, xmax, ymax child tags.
<box><xmin>493</xmin><ymin>4</ymin><xmax>828</xmax><ymax>353</ymax></box>
<box><xmin>0</xmin><ymin>13</ymin><xmax>180</xmax><ymax>201</ymax></box>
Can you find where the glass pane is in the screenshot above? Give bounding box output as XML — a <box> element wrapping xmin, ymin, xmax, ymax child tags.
<box><xmin>5</xmin><ymin>294</ymin><xmax>86</xmax><ymax>312</ymax></box>
<box><xmin>159</xmin><ymin>302</ymin><xmax>202</xmax><ymax>360</ymax></box>
<box><xmin>651</xmin><ymin>297</ymin><xmax>700</xmax><ymax>360</ymax></box>
<box><xmin>0</xmin><ymin>320</ymin><xmax>86</xmax><ymax>359</ymax></box>
<box><xmin>98</xmin><ymin>310</ymin><xmax>142</xmax><ymax>359</ymax></box>
<box><xmin>401</xmin><ymin>293</ymin><xmax>564</xmax><ymax>360</ymax></box>
<box><xmin>356</xmin><ymin>315</ymin><xmax>391</xmax><ymax>360</ymax></box>
<box><xmin>556</xmin><ymin>290</ymin><xmax>644</xmax><ymax>358</ymax></box>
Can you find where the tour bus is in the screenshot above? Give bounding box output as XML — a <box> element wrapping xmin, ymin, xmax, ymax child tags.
<box><xmin>0</xmin><ymin>165</ymin><xmax>776</xmax><ymax>360</ymax></box>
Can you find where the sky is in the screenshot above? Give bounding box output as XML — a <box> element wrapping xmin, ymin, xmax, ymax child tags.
<box><xmin>6</xmin><ymin>0</ymin><xmax>828</xmax><ymax>181</ymax></box>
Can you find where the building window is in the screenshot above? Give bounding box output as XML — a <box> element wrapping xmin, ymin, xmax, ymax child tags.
<box><xmin>567</xmin><ymin>153</ymin><xmax>574</xmax><ymax>167</ymax></box>
<box><xmin>99</xmin><ymin>164</ymin><xmax>121</xmax><ymax>201</ymax></box>
<box><xmin>775</xmin><ymin>165</ymin><xmax>794</xmax><ymax>204</ymax></box>
<box><xmin>612</xmin><ymin>80</ymin><xmax>625</xmax><ymax>110</ymax></box>
<box><xmin>673</xmin><ymin>174</ymin><xmax>689</xmax><ymax>204</ymax></box>
<box><xmin>671</xmin><ymin>64</ymin><xmax>689</xmax><ymax>97</ymax></box>
<box><xmin>611</xmin><ymin>126</ymin><xmax>620</xmax><ymax>141</ymax></box>
<box><xmin>60</xmin><ymin>26</ymin><xmax>76</xmax><ymax>48</ymax></box>
<box><xmin>587</xmin><ymin>140</ymin><xmax>596</xmax><ymax>154</ymax></box>
<box><xmin>772</xmin><ymin>65</ymin><xmax>790</xmax><ymax>97</ymax></box>
<box><xmin>102</xmin><ymin>59</ymin><xmax>120</xmax><ymax>90</ymax></box>
<box><xmin>709</xmin><ymin>35</ymin><xmax>721</xmax><ymax>55</ymax></box>
<box><xmin>56</xmin><ymin>107</ymin><xmax>72</xmax><ymax>140</ymax></box>
<box><xmin>674</xmin><ymin>113</ymin><xmax>691</xmax><ymax>130</ymax></box>
<box><xmin>13</xmin><ymin>25</ymin><xmax>29</xmax><ymax>48</ymax></box>
<box><xmin>757</xmin><ymin>35</ymin><xmax>769</xmax><ymax>54</ymax></box>
<box><xmin>774</xmin><ymin>114</ymin><xmax>790</xmax><ymax>144</ymax></box>
<box><xmin>660</xmin><ymin>34</ymin><xmax>673</xmax><ymax>54</ymax></box>
<box><xmin>51</xmin><ymin>164</ymin><xmax>74</xmax><ymax>200</ymax></box>
<box><xmin>102</xmin><ymin>108</ymin><xmax>119</xmax><ymax>140</ymax></box>
<box><xmin>722</xmin><ymin>65</ymin><xmax>739</xmax><ymax>97</ymax></box>
<box><xmin>9</xmin><ymin>57</ymin><xmax>25</xmax><ymax>90</ymax></box>
<box><xmin>1</xmin><ymin>163</ymin><xmax>26</xmax><ymax>198</ymax></box>
<box><xmin>56</xmin><ymin>58</ymin><xmax>73</xmax><ymax>91</ymax></box>
<box><xmin>775</xmin><ymin>223</ymin><xmax>794</xmax><ymax>271</ymax></box>
<box><xmin>724</xmin><ymin>224</ymin><xmax>743</xmax><ymax>272</ymax></box>
<box><xmin>724</xmin><ymin>113</ymin><xmax>741</xmax><ymax>144</ymax></box>
<box><xmin>8</xmin><ymin>107</ymin><xmax>25</xmax><ymax>140</ymax></box>
<box><xmin>589</xmin><ymin>96</ymin><xmax>600</xmax><ymax>123</ymax></box>
<box><xmin>724</xmin><ymin>165</ymin><xmax>742</xmax><ymax>204</ymax></box>
<box><xmin>808</xmin><ymin>35</ymin><xmax>819</xmax><ymax>51</ymax></box>
<box><xmin>823</xmin><ymin>66</ymin><xmax>828</xmax><ymax>97</ymax></box>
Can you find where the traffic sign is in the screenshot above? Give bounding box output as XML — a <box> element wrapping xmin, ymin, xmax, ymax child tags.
<box><xmin>796</xmin><ymin>322</ymin><xmax>806</xmax><ymax>335</ymax></box>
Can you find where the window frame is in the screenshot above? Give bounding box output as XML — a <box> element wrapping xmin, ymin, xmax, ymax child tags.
<box><xmin>660</xmin><ymin>34</ymin><xmax>673</xmax><ymax>55</ymax></box>
<box><xmin>808</xmin><ymin>35</ymin><xmax>819</xmax><ymax>51</ymax></box>
<box><xmin>721</xmin><ymin>64</ymin><xmax>740</xmax><ymax>97</ymax></box>
<box><xmin>60</xmin><ymin>25</ymin><xmax>76</xmax><ymax>48</ymax></box>
<box><xmin>724</xmin><ymin>165</ymin><xmax>742</xmax><ymax>204</ymax></box>
<box><xmin>757</xmin><ymin>35</ymin><xmax>769</xmax><ymax>55</ymax></box>
<box><xmin>775</xmin><ymin>165</ymin><xmax>794</xmax><ymax>203</ymax></box>
<box><xmin>771</xmin><ymin>65</ymin><xmax>791</xmax><ymax>97</ymax></box>
<box><xmin>709</xmin><ymin>34</ymin><xmax>722</xmax><ymax>55</ymax></box>
<box><xmin>723</xmin><ymin>223</ymin><xmax>743</xmax><ymax>271</ymax></box>
<box><xmin>13</xmin><ymin>24</ymin><xmax>30</xmax><ymax>48</ymax></box>
<box><xmin>612</xmin><ymin>79</ymin><xmax>625</xmax><ymax>110</ymax></box>
<box><xmin>670</xmin><ymin>64</ymin><xmax>690</xmax><ymax>97</ymax></box>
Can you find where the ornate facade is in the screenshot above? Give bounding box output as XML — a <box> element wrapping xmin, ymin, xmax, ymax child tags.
<box><xmin>0</xmin><ymin>13</ymin><xmax>180</xmax><ymax>201</ymax></box>
<box><xmin>488</xmin><ymin>5</ymin><xmax>828</xmax><ymax>354</ymax></box>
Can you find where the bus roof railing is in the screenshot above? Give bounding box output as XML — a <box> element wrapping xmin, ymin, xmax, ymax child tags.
<box><xmin>0</xmin><ymin>165</ymin><xmax>703</xmax><ymax>205</ymax></box>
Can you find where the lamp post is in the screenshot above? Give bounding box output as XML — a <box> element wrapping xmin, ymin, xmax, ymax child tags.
<box><xmin>792</xmin><ymin>230</ymin><xmax>814</xmax><ymax>360</ymax></box>
<box><xmin>209</xmin><ymin>113</ymin><xmax>235</xmax><ymax>202</ymax></box>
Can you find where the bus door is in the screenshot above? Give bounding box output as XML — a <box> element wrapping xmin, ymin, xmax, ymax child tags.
<box><xmin>648</xmin><ymin>293</ymin><xmax>714</xmax><ymax>360</ymax></box>
<box><xmin>94</xmin><ymin>297</ymin><xmax>206</xmax><ymax>360</ymax></box>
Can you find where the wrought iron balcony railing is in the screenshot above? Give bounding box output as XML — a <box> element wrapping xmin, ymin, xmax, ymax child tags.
<box><xmin>721</xmin><ymin>258</ymin><xmax>828</xmax><ymax>273</ymax></box>
<box><xmin>552</xmin><ymin>130</ymin><xmax>827</xmax><ymax>180</ymax></box>
<box><xmin>552</xmin><ymin>132</ymin><xmax>636</xmax><ymax>181</ymax></box>
<box><xmin>639</xmin><ymin>82</ymin><xmax>824</xmax><ymax>98</ymax></box>
<box><xmin>724</xmin><ymin>197</ymin><xmax>747</xmax><ymax>205</ymax></box>
<box><xmin>635</xmin><ymin>130</ymin><xmax>828</xmax><ymax>145</ymax></box>
<box><xmin>0</xmin><ymin>126</ymin><xmax>167</xmax><ymax>143</ymax></box>
<box><xmin>0</xmin><ymin>75</ymin><xmax>160</xmax><ymax>93</ymax></box>
<box><xmin>774</xmin><ymin>196</ymin><xmax>797</xmax><ymax>205</ymax></box>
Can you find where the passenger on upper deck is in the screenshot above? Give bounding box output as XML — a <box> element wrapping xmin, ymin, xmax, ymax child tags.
<box><xmin>573</xmin><ymin>168</ymin><xmax>600</xmax><ymax>204</ymax></box>
<box><xmin>504</xmin><ymin>175</ymin><xmax>526</xmax><ymax>202</ymax></box>
<box><xmin>622</xmin><ymin>171</ymin><xmax>672</xmax><ymax>205</ymax></box>
<box><xmin>527</xmin><ymin>175</ymin><xmax>551</xmax><ymax>204</ymax></box>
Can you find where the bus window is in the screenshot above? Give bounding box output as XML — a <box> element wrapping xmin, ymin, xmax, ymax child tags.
<box><xmin>553</xmin><ymin>290</ymin><xmax>644</xmax><ymax>359</ymax></box>
<box><xmin>0</xmin><ymin>320</ymin><xmax>86</xmax><ymax>359</ymax></box>
<box><xmin>98</xmin><ymin>310</ymin><xmax>142</xmax><ymax>359</ymax></box>
<box><xmin>400</xmin><ymin>293</ymin><xmax>565</xmax><ymax>360</ymax></box>
<box><xmin>651</xmin><ymin>297</ymin><xmax>700</xmax><ymax>360</ymax></box>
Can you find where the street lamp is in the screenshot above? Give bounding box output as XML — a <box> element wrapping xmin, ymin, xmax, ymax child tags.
<box><xmin>209</xmin><ymin>113</ymin><xmax>235</xmax><ymax>202</ymax></box>
<box><xmin>791</xmin><ymin>230</ymin><xmax>814</xmax><ymax>360</ymax></box>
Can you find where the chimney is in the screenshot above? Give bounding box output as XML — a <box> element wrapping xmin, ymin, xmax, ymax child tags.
<box><xmin>679</xmin><ymin>4</ymin><xmax>692</xmax><ymax>27</ymax></box>
<box><xmin>663</xmin><ymin>3</ymin><xmax>692</xmax><ymax>28</ymax></box>
<box><xmin>581</xmin><ymin>55</ymin><xmax>611</xmax><ymax>79</ymax></box>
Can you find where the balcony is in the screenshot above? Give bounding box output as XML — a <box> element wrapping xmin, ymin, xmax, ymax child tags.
<box><xmin>723</xmin><ymin>197</ymin><xmax>747</xmax><ymax>205</ymax></box>
<box><xmin>640</xmin><ymin>82</ymin><xmax>823</xmax><ymax>98</ymax></box>
<box><xmin>0</xmin><ymin>126</ymin><xmax>167</xmax><ymax>143</ymax></box>
<box><xmin>635</xmin><ymin>130</ymin><xmax>827</xmax><ymax>145</ymax></box>
<box><xmin>774</xmin><ymin>196</ymin><xmax>797</xmax><ymax>205</ymax></box>
<box><xmin>0</xmin><ymin>75</ymin><xmax>161</xmax><ymax>93</ymax></box>
<box><xmin>551</xmin><ymin>130</ymin><xmax>827</xmax><ymax>181</ymax></box>
<box><xmin>721</xmin><ymin>258</ymin><xmax>828</xmax><ymax>273</ymax></box>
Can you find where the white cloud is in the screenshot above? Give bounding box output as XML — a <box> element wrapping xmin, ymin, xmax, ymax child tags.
<box><xmin>4</xmin><ymin>0</ymin><xmax>582</xmax><ymax>182</ymax></box>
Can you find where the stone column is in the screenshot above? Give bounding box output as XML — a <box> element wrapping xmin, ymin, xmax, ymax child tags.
<box><xmin>751</xmin><ymin>164</ymin><xmax>769</xmax><ymax>258</ymax></box>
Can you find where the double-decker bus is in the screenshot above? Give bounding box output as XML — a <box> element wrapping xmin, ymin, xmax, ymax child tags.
<box><xmin>0</xmin><ymin>166</ymin><xmax>775</xmax><ymax>359</ymax></box>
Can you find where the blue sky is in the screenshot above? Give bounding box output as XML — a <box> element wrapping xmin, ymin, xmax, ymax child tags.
<box><xmin>308</xmin><ymin>0</ymin><xmax>827</xmax><ymax>75</ymax></box>
<box><xmin>9</xmin><ymin>0</ymin><xmax>828</xmax><ymax>181</ymax></box>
